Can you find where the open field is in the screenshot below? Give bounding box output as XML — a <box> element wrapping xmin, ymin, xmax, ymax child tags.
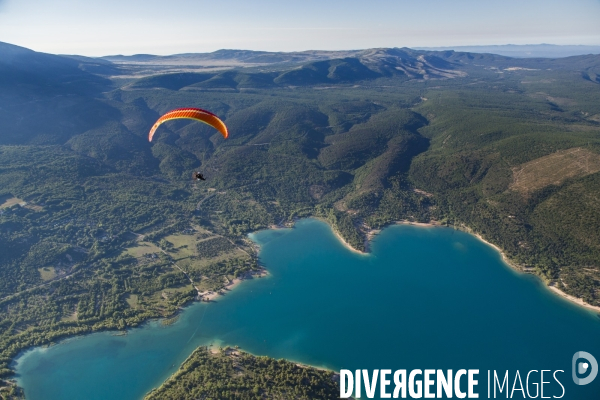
<box><xmin>153</xmin><ymin>284</ymin><xmax>195</xmax><ymax>302</ymax></box>
<box><xmin>125</xmin><ymin>294</ymin><xmax>139</xmax><ymax>308</ymax></box>
<box><xmin>60</xmin><ymin>311</ymin><xmax>78</xmax><ymax>322</ymax></box>
<box><xmin>163</xmin><ymin>234</ymin><xmax>199</xmax><ymax>260</ymax></box>
<box><xmin>125</xmin><ymin>242</ymin><xmax>162</xmax><ymax>258</ymax></box>
<box><xmin>0</xmin><ymin>196</ymin><xmax>23</xmax><ymax>209</ymax></box>
<box><xmin>510</xmin><ymin>147</ymin><xmax>600</xmax><ymax>196</ymax></box>
<box><xmin>38</xmin><ymin>267</ymin><xmax>56</xmax><ymax>281</ymax></box>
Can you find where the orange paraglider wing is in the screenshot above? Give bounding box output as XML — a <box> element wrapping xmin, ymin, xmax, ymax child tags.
<box><xmin>148</xmin><ymin>107</ymin><xmax>228</xmax><ymax>142</ymax></box>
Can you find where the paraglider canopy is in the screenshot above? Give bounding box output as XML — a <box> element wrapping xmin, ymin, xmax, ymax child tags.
<box><xmin>148</xmin><ymin>107</ymin><xmax>228</xmax><ymax>142</ymax></box>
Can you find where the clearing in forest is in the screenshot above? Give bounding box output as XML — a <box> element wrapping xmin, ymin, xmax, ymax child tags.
<box><xmin>510</xmin><ymin>147</ymin><xmax>600</xmax><ymax>196</ymax></box>
<box><xmin>125</xmin><ymin>242</ymin><xmax>162</xmax><ymax>258</ymax></box>
<box><xmin>38</xmin><ymin>267</ymin><xmax>57</xmax><ymax>281</ymax></box>
<box><xmin>0</xmin><ymin>196</ymin><xmax>24</xmax><ymax>208</ymax></box>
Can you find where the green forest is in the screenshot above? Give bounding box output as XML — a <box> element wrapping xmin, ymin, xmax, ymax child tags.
<box><xmin>145</xmin><ymin>347</ymin><xmax>339</xmax><ymax>400</ymax></box>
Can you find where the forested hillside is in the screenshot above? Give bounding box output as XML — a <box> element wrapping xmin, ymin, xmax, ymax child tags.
<box><xmin>145</xmin><ymin>347</ymin><xmax>339</xmax><ymax>400</ymax></box>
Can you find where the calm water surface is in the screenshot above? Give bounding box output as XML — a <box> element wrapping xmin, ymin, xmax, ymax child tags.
<box><xmin>15</xmin><ymin>219</ymin><xmax>600</xmax><ymax>399</ymax></box>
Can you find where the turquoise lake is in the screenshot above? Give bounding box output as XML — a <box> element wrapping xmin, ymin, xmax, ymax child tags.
<box><xmin>15</xmin><ymin>218</ymin><xmax>600</xmax><ymax>399</ymax></box>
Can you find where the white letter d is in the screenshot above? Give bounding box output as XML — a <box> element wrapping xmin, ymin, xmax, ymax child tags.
<box><xmin>340</xmin><ymin>370</ymin><xmax>354</xmax><ymax>398</ymax></box>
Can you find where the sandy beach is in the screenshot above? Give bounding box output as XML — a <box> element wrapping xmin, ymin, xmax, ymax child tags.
<box><xmin>330</xmin><ymin>218</ymin><xmax>600</xmax><ymax>314</ymax></box>
<box><xmin>548</xmin><ymin>284</ymin><xmax>600</xmax><ymax>312</ymax></box>
<box><xmin>330</xmin><ymin>227</ymin><xmax>368</xmax><ymax>255</ymax></box>
<box><xmin>462</xmin><ymin>227</ymin><xmax>521</xmax><ymax>271</ymax></box>
<box><xmin>198</xmin><ymin>268</ymin><xmax>268</xmax><ymax>302</ymax></box>
<box><xmin>329</xmin><ymin>219</ymin><xmax>441</xmax><ymax>255</ymax></box>
<box><xmin>308</xmin><ymin>216</ymin><xmax>367</xmax><ymax>255</ymax></box>
<box><xmin>462</xmin><ymin>228</ymin><xmax>600</xmax><ymax>312</ymax></box>
<box><xmin>394</xmin><ymin>219</ymin><xmax>442</xmax><ymax>228</ymax></box>
<box><xmin>415</xmin><ymin>221</ymin><xmax>600</xmax><ymax>314</ymax></box>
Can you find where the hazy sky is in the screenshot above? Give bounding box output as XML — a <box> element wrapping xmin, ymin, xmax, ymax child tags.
<box><xmin>1</xmin><ymin>0</ymin><xmax>599</xmax><ymax>56</ymax></box>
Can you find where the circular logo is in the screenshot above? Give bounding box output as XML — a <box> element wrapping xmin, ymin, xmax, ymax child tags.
<box><xmin>572</xmin><ymin>351</ymin><xmax>598</xmax><ymax>385</ymax></box>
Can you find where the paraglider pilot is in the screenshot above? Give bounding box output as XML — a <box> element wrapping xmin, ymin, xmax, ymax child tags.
<box><xmin>148</xmin><ymin>107</ymin><xmax>227</xmax><ymax>185</ymax></box>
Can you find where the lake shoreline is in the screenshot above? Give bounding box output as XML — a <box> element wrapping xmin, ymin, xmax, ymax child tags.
<box><xmin>145</xmin><ymin>345</ymin><xmax>340</xmax><ymax>400</ymax></box>
<box><xmin>198</xmin><ymin>268</ymin><xmax>269</xmax><ymax>302</ymax></box>
<box><xmin>321</xmin><ymin>217</ymin><xmax>600</xmax><ymax>314</ymax></box>
<box><xmin>457</xmin><ymin>224</ymin><xmax>600</xmax><ymax>313</ymax></box>
<box><xmin>15</xmin><ymin>218</ymin><xmax>600</xmax><ymax>400</ymax></box>
<box><xmin>305</xmin><ymin>216</ymin><xmax>367</xmax><ymax>255</ymax></box>
<box><xmin>547</xmin><ymin>285</ymin><xmax>600</xmax><ymax>312</ymax></box>
<box><xmin>13</xmin><ymin>266</ymin><xmax>270</xmax><ymax>380</ymax></box>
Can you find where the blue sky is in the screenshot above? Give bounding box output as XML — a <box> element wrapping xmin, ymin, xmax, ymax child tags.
<box><xmin>1</xmin><ymin>0</ymin><xmax>599</xmax><ymax>56</ymax></box>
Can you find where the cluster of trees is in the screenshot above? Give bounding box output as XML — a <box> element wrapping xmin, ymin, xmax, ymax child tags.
<box><xmin>0</xmin><ymin>378</ymin><xmax>23</xmax><ymax>400</ymax></box>
<box><xmin>145</xmin><ymin>346</ymin><xmax>340</xmax><ymax>400</ymax></box>
<box><xmin>315</xmin><ymin>206</ymin><xmax>365</xmax><ymax>252</ymax></box>
<box><xmin>195</xmin><ymin>237</ymin><xmax>236</xmax><ymax>258</ymax></box>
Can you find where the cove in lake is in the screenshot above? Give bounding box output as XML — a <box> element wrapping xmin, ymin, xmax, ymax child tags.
<box><xmin>15</xmin><ymin>218</ymin><xmax>600</xmax><ymax>399</ymax></box>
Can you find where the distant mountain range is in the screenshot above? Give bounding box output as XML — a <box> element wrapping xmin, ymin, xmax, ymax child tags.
<box><xmin>3</xmin><ymin>41</ymin><xmax>600</xmax><ymax>92</ymax></box>
<box><xmin>2</xmin><ymin>40</ymin><xmax>599</xmax><ymax>117</ymax></box>
<box><xmin>98</xmin><ymin>48</ymin><xmax>466</xmax><ymax>78</ymax></box>
<box><xmin>99</xmin><ymin>44</ymin><xmax>600</xmax><ymax>67</ymax></box>
<box><xmin>1</xmin><ymin>38</ymin><xmax>599</xmax><ymax>167</ymax></box>
<box><xmin>98</xmin><ymin>46</ymin><xmax>600</xmax><ymax>89</ymax></box>
<box><xmin>415</xmin><ymin>44</ymin><xmax>600</xmax><ymax>58</ymax></box>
